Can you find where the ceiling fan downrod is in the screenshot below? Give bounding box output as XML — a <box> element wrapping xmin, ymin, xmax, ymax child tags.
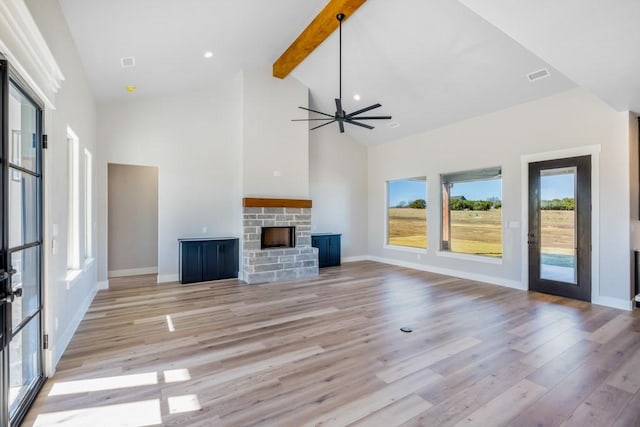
<box><xmin>291</xmin><ymin>11</ymin><xmax>392</xmax><ymax>133</ymax></box>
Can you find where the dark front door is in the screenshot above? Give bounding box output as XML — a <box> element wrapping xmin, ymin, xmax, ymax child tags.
<box><xmin>1</xmin><ymin>59</ymin><xmax>46</xmax><ymax>426</ymax></box>
<box><xmin>528</xmin><ymin>155</ymin><xmax>591</xmax><ymax>301</ymax></box>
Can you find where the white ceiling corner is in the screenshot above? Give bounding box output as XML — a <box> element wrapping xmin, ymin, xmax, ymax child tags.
<box><xmin>458</xmin><ymin>0</ymin><xmax>640</xmax><ymax>114</ymax></box>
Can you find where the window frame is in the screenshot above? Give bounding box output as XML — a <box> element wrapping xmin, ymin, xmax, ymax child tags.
<box><xmin>439</xmin><ymin>166</ymin><xmax>503</xmax><ymax>261</ymax></box>
<box><xmin>83</xmin><ymin>148</ymin><xmax>93</xmax><ymax>264</ymax></box>
<box><xmin>385</xmin><ymin>177</ymin><xmax>428</xmax><ymax>252</ymax></box>
<box><xmin>67</xmin><ymin>127</ymin><xmax>80</xmax><ymax>272</ymax></box>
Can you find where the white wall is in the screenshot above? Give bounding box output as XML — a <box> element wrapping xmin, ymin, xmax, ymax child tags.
<box><xmin>97</xmin><ymin>86</ymin><xmax>242</xmax><ymax>283</ymax></box>
<box><xmin>242</xmin><ymin>68</ymin><xmax>309</xmax><ymax>198</ymax></box>
<box><xmin>25</xmin><ymin>0</ymin><xmax>99</xmax><ymax>370</ymax></box>
<box><xmin>309</xmin><ymin>125</ymin><xmax>368</xmax><ymax>258</ymax></box>
<box><xmin>368</xmin><ymin>88</ymin><xmax>632</xmax><ymax>307</ymax></box>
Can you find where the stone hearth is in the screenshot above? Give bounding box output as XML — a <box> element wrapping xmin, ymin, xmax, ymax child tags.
<box><xmin>242</xmin><ymin>199</ymin><xmax>319</xmax><ymax>284</ymax></box>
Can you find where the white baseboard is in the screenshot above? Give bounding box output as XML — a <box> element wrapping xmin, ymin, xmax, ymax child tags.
<box><xmin>97</xmin><ymin>280</ymin><xmax>109</xmax><ymax>290</ymax></box>
<box><xmin>342</xmin><ymin>255</ymin><xmax>369</xmax><ymax>263</ymax></box>
<box><xmin>108</xmin><ymin>267</ymin><xmax>158</xmax><ymax>278</ymax></box>
<box><xmin>367</xmin><ymin>255</ymin><xmax>525</xmax><ymax>290</ymax></box>
<box><xmin>51</xmin><ymin>279</ymin><xmax>101</xmax><ymax>369</ymax></box>
<box><xmin>592</xmin><ymin>296</ymin><xmax>633</xmax><ymax>311</ymax></box>
<box><xmin>157</xmin><ymin>274</ymin><xmax>179</xmax><ymax>284</ymax></box>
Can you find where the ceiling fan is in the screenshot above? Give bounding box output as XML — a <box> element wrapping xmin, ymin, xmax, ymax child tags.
<box><xmin>292</xmin><ymin>12</ymin><xmax>391</xmax><ymax>133</ymax></box>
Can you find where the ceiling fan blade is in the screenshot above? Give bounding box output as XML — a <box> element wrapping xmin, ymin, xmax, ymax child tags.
<box><xmin>291</xmin><ymin>118</ymin><xmax>335</xmax><ymax>121</ymax></box>
<box><xmin>347</xmin><ymin>103</ymin><xmax>382</xmax><ymax>118</ymax></box>
<box><xmin>310</xmin><ymin>120</ymin><xmax>336</xmax><ymax>131</ymax></box>
<box><xmin>350</xmin><ymin>116</ymin><xmax>392</xmax><ymax>120</ymax></box>
<box><xmin>338</xmin><ymin>120</ymin><xmax>345</xmax><ymax>133</ymax></box>
<box><xmin>346</xmin><ymin>120</ymin><xmax>374</xmax><ymax>130</ymax></box>
<box><xmin>298</xmin><ymin>106</ymin><xmax>334</xmax><ymax>118</ymax></box>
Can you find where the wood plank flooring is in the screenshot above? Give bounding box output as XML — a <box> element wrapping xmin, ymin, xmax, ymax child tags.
<box><xmin>22</xmin><ymin>261</ymin><xmax>640</xmax><ymax>426</ymax></box>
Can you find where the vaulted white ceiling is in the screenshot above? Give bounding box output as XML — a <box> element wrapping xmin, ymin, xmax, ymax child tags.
<box><xmin>56</xmin><ymin>0</ymin><xmax>638</xmax><ymax>145</ymax></box>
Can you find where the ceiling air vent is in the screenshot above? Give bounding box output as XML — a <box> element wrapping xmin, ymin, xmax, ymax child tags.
<box><xmin>120</xmin><ymin>57</ymin><xmax>136</xmax><ymax>68</ymax></box>
<box><xmin>527</xmin><ymin>68</ymin><xmax>549</xmax><ymax>82</ymax></box>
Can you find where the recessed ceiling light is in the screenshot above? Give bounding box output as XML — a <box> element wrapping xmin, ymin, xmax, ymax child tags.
<box><xmin>203</xmin><ymin>51</ymin><xmax>214</xmax><ymax>59</ymax></box>
<box><xmin>125</xmin><ymin>85</ymin><xmax>136</xmax><ymax>93</ymax></box>
<box><xmin>120</xmin><ymin>57</ymin><xmax>135</xmax><ymax>68</ymax></box>
<box><xmin>527</xmin><ymin>68</ymin><xmax>550</xmax><ymax>82</ymax></box>
<box><xmin>353</xmin><ymin>94</ymin><xmax>360</xmax><ymax>101</ymax></box>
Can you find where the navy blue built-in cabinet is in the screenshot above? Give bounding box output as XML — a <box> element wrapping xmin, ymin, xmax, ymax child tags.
<box><xmin>178</xmin><ymin>237</ymin><xmax>239</xmax><ymax>284</ymax></box>
<box><xmin>311</xmin><ymin>233</ymin><xmax>341</xmax><ymax>268</ymax></box>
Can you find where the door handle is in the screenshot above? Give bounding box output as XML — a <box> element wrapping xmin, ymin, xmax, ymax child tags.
<box><xmin>4</xmin><ymin>287</ymin><xmax>23</xmax><ymax>303</ymax></box>
<box><xmin>1</xmin><ymin>268</ymin><xmax>17</xmax><ymax>280</ymax></box>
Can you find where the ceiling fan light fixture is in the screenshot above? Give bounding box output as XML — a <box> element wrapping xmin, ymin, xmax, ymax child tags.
<box><xmin>292</xmin><ymin>12</ymin><xmax>391</xmax><ymax>133</ymax></box>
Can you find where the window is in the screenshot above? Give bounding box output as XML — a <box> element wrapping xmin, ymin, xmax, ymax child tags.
<box><xmin>67</xmin><ymin>127</ymin><xmax>80</xmax><ymax>270</ymax></box>
<box><xmin>441</xmin><ymin>167</ymin><xmax>502</xmax><ymax>257</ymax></box>
<box><xmin>84</xmin><ymin>149</ymin><xmax>93</xmax><ymax>261</ymax></box>
<box><xmin>387</xmin><ymin>177</ymin><xmax>427</xmax><ymax>249</ymax></box>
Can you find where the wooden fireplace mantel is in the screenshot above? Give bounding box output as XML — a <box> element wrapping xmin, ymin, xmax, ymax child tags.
<box><xmin>243</xmin><ymin>198</ymin><xmax>312</xmax><ymax>208</ymax></box>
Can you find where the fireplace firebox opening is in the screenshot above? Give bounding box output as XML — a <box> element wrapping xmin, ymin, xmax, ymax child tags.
<box><xmin>261</xmin><ymin>226</ymin><xmax>296</xmax><ymax>249</ymax></box>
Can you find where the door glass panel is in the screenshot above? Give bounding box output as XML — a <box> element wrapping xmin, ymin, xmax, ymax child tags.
<box><xmin>3</xmin><ymin>69</ymin><xmax>44</xmax><ymax>426</ymax></box>
<box><xmin>8</xmin><ymin>170</ymin><xmax>38</xmax><ymax>248</ymax></box>
<box><xmin>8</xmin><ymin>318</ymin><xmax>40</xmax><ymax>413</ymax></box>
<box><xmin>10</xmin><ymin>247</ymin><xmax>40</xmax><ymax>330</ymax></box>
<box><xmin>539</xmin><ymin>167</ymin><xmax>577</xmax><ymax>283</ymax></box>
<box><xmin>8</xmin><ymin>85</ymin><xmax>38</xmax><ymax>173</ymax></box>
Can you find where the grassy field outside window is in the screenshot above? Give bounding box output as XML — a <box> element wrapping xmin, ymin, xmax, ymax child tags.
<box><xmin>441</xmin><ymin>168</ymin><xmax>503</xmax><ymax>258</ymax></box>
<box><xmin>387</xmin><ymin>177</ymin><xmax>427</xmax><ymax>249</ymax></box>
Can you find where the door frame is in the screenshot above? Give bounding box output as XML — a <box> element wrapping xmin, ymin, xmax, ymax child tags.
<box><xmin>520</xmin><ymin>145</ymin><xmax>600</xmax><ymax>302</ymax></box>
<box><xmin>1</xmin><ymin>58</ymin><xmax>47</xmax><ymax>426</ymax></box>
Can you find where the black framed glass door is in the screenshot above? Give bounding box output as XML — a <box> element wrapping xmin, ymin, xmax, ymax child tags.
<box><xmin>1</xmin><ymin>58</ymin><xmax>46</xmax><ymax>426</ymax></box>
<box><xmin>528</xmin><ymin>155</ymin><xmax>591</xmax><ymax>301</ymax></box>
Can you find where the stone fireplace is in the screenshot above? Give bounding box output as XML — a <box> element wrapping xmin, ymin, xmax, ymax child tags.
<box><xmin>242</xmin><ymin>198</ymin><xmax>319</xmax><ymax>284</ymax></box>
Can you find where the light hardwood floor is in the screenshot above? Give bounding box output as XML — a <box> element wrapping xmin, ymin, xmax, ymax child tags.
<box><xmin>22</xmin><ymin>261</ymin><xmax>640</xmax><ymax>426</ymax></box>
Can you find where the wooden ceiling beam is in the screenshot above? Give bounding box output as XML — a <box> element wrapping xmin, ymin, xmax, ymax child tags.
<box><xmin>273</xmin><ymin>0</ymin><xmax>367</xmax><ymax>79</ymax></box>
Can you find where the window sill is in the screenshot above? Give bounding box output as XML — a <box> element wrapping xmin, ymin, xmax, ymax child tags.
<box><xmin>436</xmin><ymin>250</ymin><xmax>503</xmax><ymax>264</ymax></box>
<box><xmin>65</xmin><ymin>269</ymin><xmax>82</xmax><ymax>289</ymax></box>
<box><xmin>384</xmin><ymin>244</ymin><xmax>428</xmax><ymax>254</ymax></box>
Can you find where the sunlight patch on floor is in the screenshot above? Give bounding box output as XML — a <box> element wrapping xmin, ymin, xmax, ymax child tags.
<box><xmin>168</xmin><ymin>394</ymin><xmax>201</xmax><ymax>414</ymax></box>
<box><xmin>34</xmin><ymin>399</ymin><xmax>162</xmax><ymax>426</ymax></box>
<box><xmin>166</xmin><ymin>314</ymin><xmax>175</xmax><ymax>332</ymax></box>
<box><xmin>163</xmin><ymin>368</ymin><xmax>191</xmax><ymax>383</ymax></box>
<box><xmin>48</xmin><ymin>372</ymin><xmax>158</xmax><ymax>396</ymax></box>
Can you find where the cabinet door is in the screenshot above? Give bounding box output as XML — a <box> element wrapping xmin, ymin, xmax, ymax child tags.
<box><xmin>181</xmin><ymin>242</ymin><xmax>203</xmax><ymax>284</ymax></box>
<box><xmin>218</xmin><ymin>239</ymin><xmax>239</xmax><ymax>279</ymax></box>
<box><xmin>315</xmin><ymin>237</ymin><xmax>330</xmax><ymax>268</ymax></box>
<box><xmin>202</xmin><ymin>241</ymin><xmax>220</xmax><ymax>281</ymax></box>
<box><xmin>328</xmin><ymin>236</ymin><xmax>341</xmax><ymax>267</ymax></box>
